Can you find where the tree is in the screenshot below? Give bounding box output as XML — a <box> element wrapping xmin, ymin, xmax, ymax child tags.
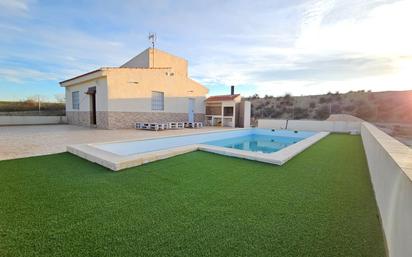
<box><xmin>319</xmin><ymin>96</ymin><xmax>332</xmax><ymax>104</ymax></box>
<box><xmin>309</xmin><ymin>102</ymin><xmax>316</xmax><ymax>108</ymax></box>
<box><xmin>283</xmin><ymin>93</ymin><xmax>292</xmax><ymax>101</ymax></box>
<box><xmin>251</xmin><ymin>94</ymin><xmax>260</xmax><ymax>99</ymax></box>
<box><xmin>281</xmin><ymin>93</ymin><xmax>293</xmax><ymax>106</ymax></box>
<box><xmin>319</xmin><ymin>97</ymin><xmax>326</xmax><ymax>104</ymax></box>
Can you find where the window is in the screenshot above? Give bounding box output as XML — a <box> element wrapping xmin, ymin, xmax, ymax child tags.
<box><xmin>151</xmin><ymin>91</ymin><xmax>164</xmax><ymax>111</ymax></box>
<box><xmin>72</xmin><ymin>91</ymin><xmax>80</xmax><ymax>109</ymax></box>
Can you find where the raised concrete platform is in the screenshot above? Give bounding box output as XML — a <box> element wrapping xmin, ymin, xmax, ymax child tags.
<box><xmin>0</xmin><ymin>124</ymin><xmax>231</xmax><ymax>161</ymax></box>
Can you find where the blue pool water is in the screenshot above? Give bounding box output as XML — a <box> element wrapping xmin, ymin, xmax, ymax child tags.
<box><xmin>205</xmin><ymin>134</ymin><xmax>303</xmax><ymax>153</ymax></box>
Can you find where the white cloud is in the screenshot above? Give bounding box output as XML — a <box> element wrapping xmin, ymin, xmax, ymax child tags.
<box><xmin>296</xmin><ymin>0</ymin><xmax>412</xmax><ymax>56</ymax></box>
<box><xmin>188</xmin><ymin>0</ymin><xmax>412</xmax><ymax>96</ymax></box>
<box><xmin>0</xmin><ymin>67</ymin><xmax>58</xmax><ymax>83</ymax></box>
<box><xmin>0</xmin><ymin>0</ymin><xmax>31</xmax><ymax>16</ymax></box>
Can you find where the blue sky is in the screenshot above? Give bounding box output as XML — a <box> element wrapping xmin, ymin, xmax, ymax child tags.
<box><xmin>0</xmin><ymin>0</ymin><xmax>411</xmax><ymax>101</ymax></box>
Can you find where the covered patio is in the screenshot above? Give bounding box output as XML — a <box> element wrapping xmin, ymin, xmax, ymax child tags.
<box><xmin>205</xmin><ymin>94</ymin><xmax>241</xmax><ymax>127</ymax></box>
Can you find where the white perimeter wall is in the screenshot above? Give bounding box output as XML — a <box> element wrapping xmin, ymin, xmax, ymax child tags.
<box><xmin>258</xmin><ymin>119</ymin><xmax>361</xmax><ymax>133</ymax></box>
<box><xmin>361</xmin><ymin>122</ymin><xmax>412</xmax><ymax>257</ymax></box>
<box><xmin>0</xmin><ymin>116</ymin><xmax>67</xmax><ymax>125</ymax></box>
<box><xmin>243</xmin><ymin>101</ymin><xmax>251</xmax><ymax>128</ymax></box>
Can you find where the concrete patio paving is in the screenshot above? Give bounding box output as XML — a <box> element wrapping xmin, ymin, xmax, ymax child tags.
<box><xmin>0</xmin><ymin>124</ymin><xmax>230</xmax><ymax>161</ymax></box>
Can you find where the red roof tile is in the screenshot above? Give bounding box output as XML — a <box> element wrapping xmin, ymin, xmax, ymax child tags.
<box><xmin>206</xmin><ymin>94</ymin><xmax>240</xmax><ymax>101</ymax></box>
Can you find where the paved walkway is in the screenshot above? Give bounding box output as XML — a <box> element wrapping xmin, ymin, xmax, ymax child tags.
<box><xmin>0</xmin><ymin>125</ymin><xmax>230</xmax><ymax>161</ymax></box>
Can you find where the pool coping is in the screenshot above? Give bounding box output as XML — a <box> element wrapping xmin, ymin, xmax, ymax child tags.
<box><xmin>67</xmin><ymin>131</ymin><xmax>330</xmax><ymax>171</ymax></box>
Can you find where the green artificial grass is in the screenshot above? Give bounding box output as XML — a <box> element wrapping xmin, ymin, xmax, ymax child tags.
<box><xmin>0</xmin><ymin>134</ymin><xmax>386</xmax><ymax>257</ymax></box>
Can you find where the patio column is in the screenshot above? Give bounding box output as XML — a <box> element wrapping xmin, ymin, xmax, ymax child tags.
<box><xmin>221</xmin><ymin>105</ymin><xmax>224</xmax><ymax>127</ymax></box>
<box><xmin>232</xmin><ymin>104</ymin><xmax>236</xmax><ymax>127</ymax></box>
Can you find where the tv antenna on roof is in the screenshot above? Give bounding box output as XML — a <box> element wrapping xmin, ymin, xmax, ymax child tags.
<box><xmin>148</xmin><ymin>33</ymin><xmax>157</xmax><ymax>68</ymax></box>
<box><xmin>148</xmin><ymin>33</ymin><xmax>156</xmax><ymax>49</ymax></box>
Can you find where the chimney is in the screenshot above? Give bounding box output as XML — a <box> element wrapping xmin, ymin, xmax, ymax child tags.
<box><xmin>231</xmin><ymin>85</ymin><xmax>235</xmax><ymax>95</ymax></box>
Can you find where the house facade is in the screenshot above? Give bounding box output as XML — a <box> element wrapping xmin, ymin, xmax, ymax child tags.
<box><xmin>60</xmin><ymin>48</ymin><xmax>208</xmax><ymax>129</ymax></box>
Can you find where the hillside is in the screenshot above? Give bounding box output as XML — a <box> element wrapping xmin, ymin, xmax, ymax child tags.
<box><xmin>245</xmin><ymin>90</ymin><xmax>412</xmax><ymax>123</ymax></box>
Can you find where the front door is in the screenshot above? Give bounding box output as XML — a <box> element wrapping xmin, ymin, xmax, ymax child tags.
<box><xmin>188</xmin><ymin>98</ymin><xmax>195</xmax><ymax>123</ymax></box>
<box><xmin>87</xmin><ymin>87</ymin><xmax>97</xmax><ymax>126</ymax></box>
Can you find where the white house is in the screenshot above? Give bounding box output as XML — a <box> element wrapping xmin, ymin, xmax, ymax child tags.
<box><xmin>60</xmin><ymin>48</ymin><xmax>208</xmax><ymax>129</ymax></box>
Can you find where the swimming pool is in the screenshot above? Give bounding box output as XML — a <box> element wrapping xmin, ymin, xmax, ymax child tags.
<box><xmin>95</xmin><ymin>128</ymin><xmax>315</xmax><ymax>156</ymax></box>
<box><xmin>68</xmin><ymin>128</ymin><xmax>329</xmax><ymax>171</ymax></box>
<box><xmin>205</xmin><ymin>134</ymin><xmax>304</xmax><ymax>153</ymax></box>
